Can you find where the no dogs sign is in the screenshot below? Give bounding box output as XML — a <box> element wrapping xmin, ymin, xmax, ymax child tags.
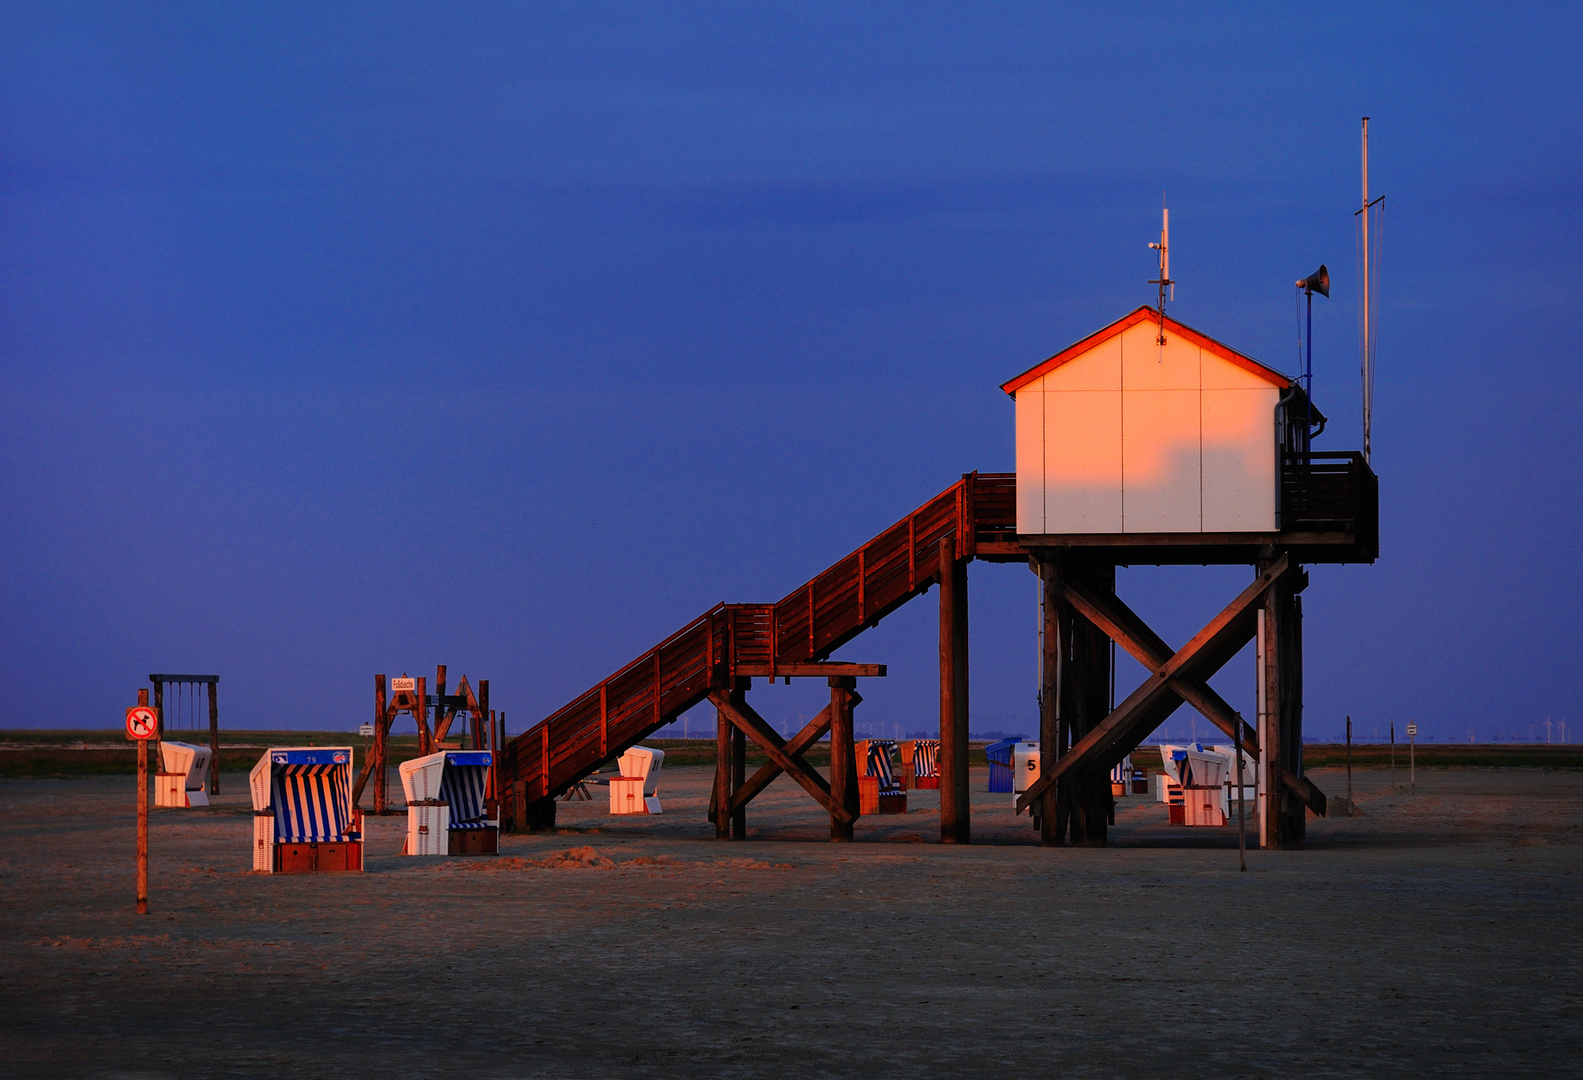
<box><xmin>126</xmin><ymin>706</ymin><xmax>158</xmax><ymax>740</ymax></box>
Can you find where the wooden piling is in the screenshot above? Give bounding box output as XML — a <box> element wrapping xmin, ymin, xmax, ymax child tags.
<box><xmin>715</xmin><ymin>700</ymin><xmax>732</xmax><ymax>840</ymax></box>
<box><xmin>1038</xmin><ymin>554</ymin><xmax>1063</xmax><ymax>845</ymax></box>
<box><xmin>938</xmin><ymin>534</ymin><xmax>970</xmax><ymax>844</ymax></box>
<box><xmin>731</xmin><ymin>716</ymin><xmax>747</xmax><ymax>840</ymax></box>
<box><xmin>1259</xmin><ymin>557</ymin><xmax>1307</xmax><ymax>848</ymax></box>
<box><xmin>829</xmin><ymin>675</ymin><xmax>857</xmax><ymax>841</ymax></box>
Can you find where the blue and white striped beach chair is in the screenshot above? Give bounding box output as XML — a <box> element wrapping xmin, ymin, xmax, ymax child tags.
<box><xmin>400</xmin><ymin>750</ymin><xmax>500</xmax><ymax>855</ymax></box>
<box><xmin>250</xmin><ymin>748</ymin><xmax>363</xmax><ymax>873</ymax></box>
<box><xmin>440</xmin><ymin>751</ymin><xmax>498</xmax><ymax>853</ymax></box>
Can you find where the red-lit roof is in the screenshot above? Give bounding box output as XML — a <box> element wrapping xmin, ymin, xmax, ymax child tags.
<box><xmin>1000</xmin><ymin>306</ymin><xmax>1293</xmax><ymax>395</ymax></box>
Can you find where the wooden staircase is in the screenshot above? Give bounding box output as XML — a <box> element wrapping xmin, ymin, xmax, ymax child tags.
<box><xmin>498</xmin><ymin>473</ymin><xmax>1017</xmax><ymax>823</ymax></box>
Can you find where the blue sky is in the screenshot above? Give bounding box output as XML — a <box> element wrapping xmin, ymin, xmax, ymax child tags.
<box><xmin>3</xmin><ymin>4</ymin><xmax>1579</xmax><ymax>743</ymax></box>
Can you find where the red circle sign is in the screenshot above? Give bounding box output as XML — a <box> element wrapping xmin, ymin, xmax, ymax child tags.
<box><xmin>126</xmin><ymin>706</ymin><xmax>158</xmax><ymax>740</ymax></box>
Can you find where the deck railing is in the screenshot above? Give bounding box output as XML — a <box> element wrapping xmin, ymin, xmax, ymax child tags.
<box><xmin>1281</xmin><ymin>452</ymin><xmax>1378</xmax><ymax>545</ymax></box>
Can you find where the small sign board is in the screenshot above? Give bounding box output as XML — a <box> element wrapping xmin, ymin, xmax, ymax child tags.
<box><xmin>358</xmin><ymin>723</ymin><xmax>375</xmax><ymax>737</ymax></box>
<box><xmin>391</xmin><ymin>677</ymin><xmax>416</xmax><ymax>693</ymax></box>
<box><xmin>1405</xmin><ymin>723</ymin><xmax>1418</xmax><ymax>738</ymax></box>
<box><xmin>126</xmin><ymin>706</ymin><xmax>158</xmax><ymax>741</ymax></box>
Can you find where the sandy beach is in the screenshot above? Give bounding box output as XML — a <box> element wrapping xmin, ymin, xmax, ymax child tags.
<box><xmin>2</xmin><ymin>765</ymin><xmax>1579</xmax><ymax>1078</ymax></box>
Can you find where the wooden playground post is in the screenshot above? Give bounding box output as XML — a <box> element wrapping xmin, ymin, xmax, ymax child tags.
<box><xmin>416</xmin><ymin>676</ymin><xmax>429</xmax><ymax>755</ymax></box>
<box><xmin>373</xmin><ymin>675</ymin><xmax>389</xmax><ymax>814</ymax></box>
<box><xmin>206</xmin><ymin>679</ymin><xmax>220</xmax><ymax>795</ymax></box>
<box><xmin>151</xmin><ymin>677</ymin><xmax>163</xmax><ymax>762</ymax></box>
<box><xmin>476</xmin><ymin>680</ymin><xmax>489</xmax><ymax>750</ymax></box>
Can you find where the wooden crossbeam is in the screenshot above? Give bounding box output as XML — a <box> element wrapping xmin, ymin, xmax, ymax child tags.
<box><xmin>708</xmin><ymin>703</ymin><xmax>836</xmax><ymax>822</ymax></box>
<box><xmin>1060</xmin><ymin>575</ymin><xmax>1259</xmax><ymax>753</ymax></box>
<box><xmin>708</xmin><ymin>691</ymin><xmax>855</xmax><ymax>824</ymax></box>
<box><xmin>1280</xmin><ymin>767</ymin><xmax>1328</xmax><ymax>817</ymax></box>
<box><xmin>732</xmin><ymin>703</ymin><xmax>836</xmax><ymax>814</ymax></box>
<box><xmin>733</xmin><ymin>663</ymin><xmax>885</xmax><ymax>678</ymax></box>
<box><xmin>1017</xmin><ymin>555</ymin><xmax>1291</xmax><ymax>814</ymax></box>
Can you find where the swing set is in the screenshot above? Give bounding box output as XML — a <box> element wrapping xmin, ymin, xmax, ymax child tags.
<box><xmin>149</xmin><ymin>673</ymin><xmax>220</xmax><ymax>796</ymax></box>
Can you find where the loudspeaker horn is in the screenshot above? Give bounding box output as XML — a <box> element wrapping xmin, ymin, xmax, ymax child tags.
<box><xmin>1298</xmin><ymin>264</ymin><xmax>1330</xmax><ymax>297</ymax></box>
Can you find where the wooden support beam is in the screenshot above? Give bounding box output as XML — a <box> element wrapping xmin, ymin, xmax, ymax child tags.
<box><xmin>715</xmin><ymin>696</ymin><xmax>732</xmax><ymax>840</ymax></box>
<box><xmin>708</xmin><ymin>690</ymin><xmax>855</xmax><ymax>824</ymax></box>
<box><xmin>1260</xmin><ymin>558</ymin><xmax>1310</xmax><ymax>848</ymax></box>
<box><xmin>1017</xmin><ymin>554</ymin><xmax>1291</xmax><ymax>815</ymax></box>
<box><xmin>1280</xmin><ymin>767</ymin><xmax>1327</xmax><ymax>818</ymax></box>
<box><xmin>733</xmin><ymin>663</ymin><xmax>886</xmax><ymax>679</ymax></box>
<box><xmin>939</xmin><ymin>533</ymin><xmax>970</xmax><ymax>844</ymax></box>
<box><xmin>829</xmin><ymin>676</ymin><xmax>858</xmax><ymax>841</ymax></box>
<box><xmin>1069</xmin><ymin>569</ymin><xmax>1114</xmax><ymax>846</ymax></box>
<box><xmin>731</xmin><ymin>718</ymin><xmax>746</xmax><ymax>839</ymax></box>
<box><xmin>719</xmin><ymin>704</ymin><xmax>834</xmax><ymax>817</ymax></box>
<box><xmin>1059</xmin><ymin>574</ymin><xmax>1260</xmax><ymax>753</ymax></box>
<box><xmin>1038</xmin><ymin>556</ymin><xmax>1061</xmax><ymax>846</ymax></box>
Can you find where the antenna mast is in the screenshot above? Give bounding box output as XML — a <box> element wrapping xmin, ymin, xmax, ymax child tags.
<box><xmin>1148</xmin><ymin>205</ymin><xmax>1173</xmax><ymax>344</ymax></box>
<box><xmin>1357</xmin><ymin>118</ymin><xmax>1384</xmax><ymax>464</ymax></box>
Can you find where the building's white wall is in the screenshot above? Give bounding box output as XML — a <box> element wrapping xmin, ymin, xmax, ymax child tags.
<box><xmin>1119</xmin><ymin>324</ymin><xmax>1201</xmax><ymax>532</ymax></box>
<box><xmin>1015</xmin><ymin>317</ymin><xmax>1281</xmax><ymax>536</ymax></box>
<box><xmin>1201</xmin><ymin>387</ymin><xmax>1278</xmax><ymax>530</ymax></box>
<box><xmin>1122</xmin><ymin>387</ymin><xmax>1202</xmax><ymax>532</ymax></box>
<box><xmin>1015</xmin><ymin>388</ymin><xmax>1045</xmax><ymax>533</ymax></box>
<box><xmin>1044</xmin><ymin>388</ymin><xmax>1123</xmax><ymax>531</ymax></box>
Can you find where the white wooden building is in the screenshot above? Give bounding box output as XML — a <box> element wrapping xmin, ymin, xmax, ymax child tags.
<box><xmin>1002</xmin><ymin>306</ymin><xmax>1312</xmax><ymax>537</ymax></box>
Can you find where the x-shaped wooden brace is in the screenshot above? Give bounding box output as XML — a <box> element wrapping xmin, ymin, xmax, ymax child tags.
<box><xmin>1017</xmin><ymin>553</ymin><xmax>1294</xmax><ymax>816</ymax></box>
<box><xmin>708</xmin><ymin>690</ymin><xmax>857</xmax><ymax>825</ymax></box>
<box><xmin>1060</xmin><ymin>575</ymin><xmax>1260</xmax><ymax>755</ymax></box>
<box><xmin>708</xmin><ymin>703</ymin><xmax>835</xmax><ymax>823</ymax></box>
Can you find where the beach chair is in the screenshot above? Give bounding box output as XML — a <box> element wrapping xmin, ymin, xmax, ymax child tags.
<box><xmin>400</xmin><ymin>750</ymin><xmax>499</xmax><ymax>854</ymax></box>
<box><xmin>1159</xmin><ymin>744</ymin><xmax>1230</xmax><ymax>826</ymax></box>
<box><xmin>250</xmin><ymin>748</ymin><xmax>363</xmax><ymax>873</ymax></box>
<box><xmin>901</xmin><ymin>739</ymin><xmax>940</xmax><ymax>789</ymax></box>
<box><xmin>610</xmin><ymin>745</ymin><xmax>664</xmax><ymax>815</ymax></box>
<box><xmin>986</xmin><ymin>738</ymin><xmax>1020</xmax><ymax>792</ymax></box>
<box><xmin>155</xmin><ymin>740</ymin><xmax>213</xmax><ymax>807</ymax></box>
<box><xmin>1012</xmin><ymin>741</ymin><xmax>1041</xmax><ymax>799</ymax></box>
<box><xmin>854</xmin><ymin>740</ymin><xmax>906</xmax><ymax>814</ymax></box>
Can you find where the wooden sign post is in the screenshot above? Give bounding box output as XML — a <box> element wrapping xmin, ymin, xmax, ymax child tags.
<box><xmin>126</xmin><ymin>694</ymin><xmax>158</xmax><ymax>914</ymax></box>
